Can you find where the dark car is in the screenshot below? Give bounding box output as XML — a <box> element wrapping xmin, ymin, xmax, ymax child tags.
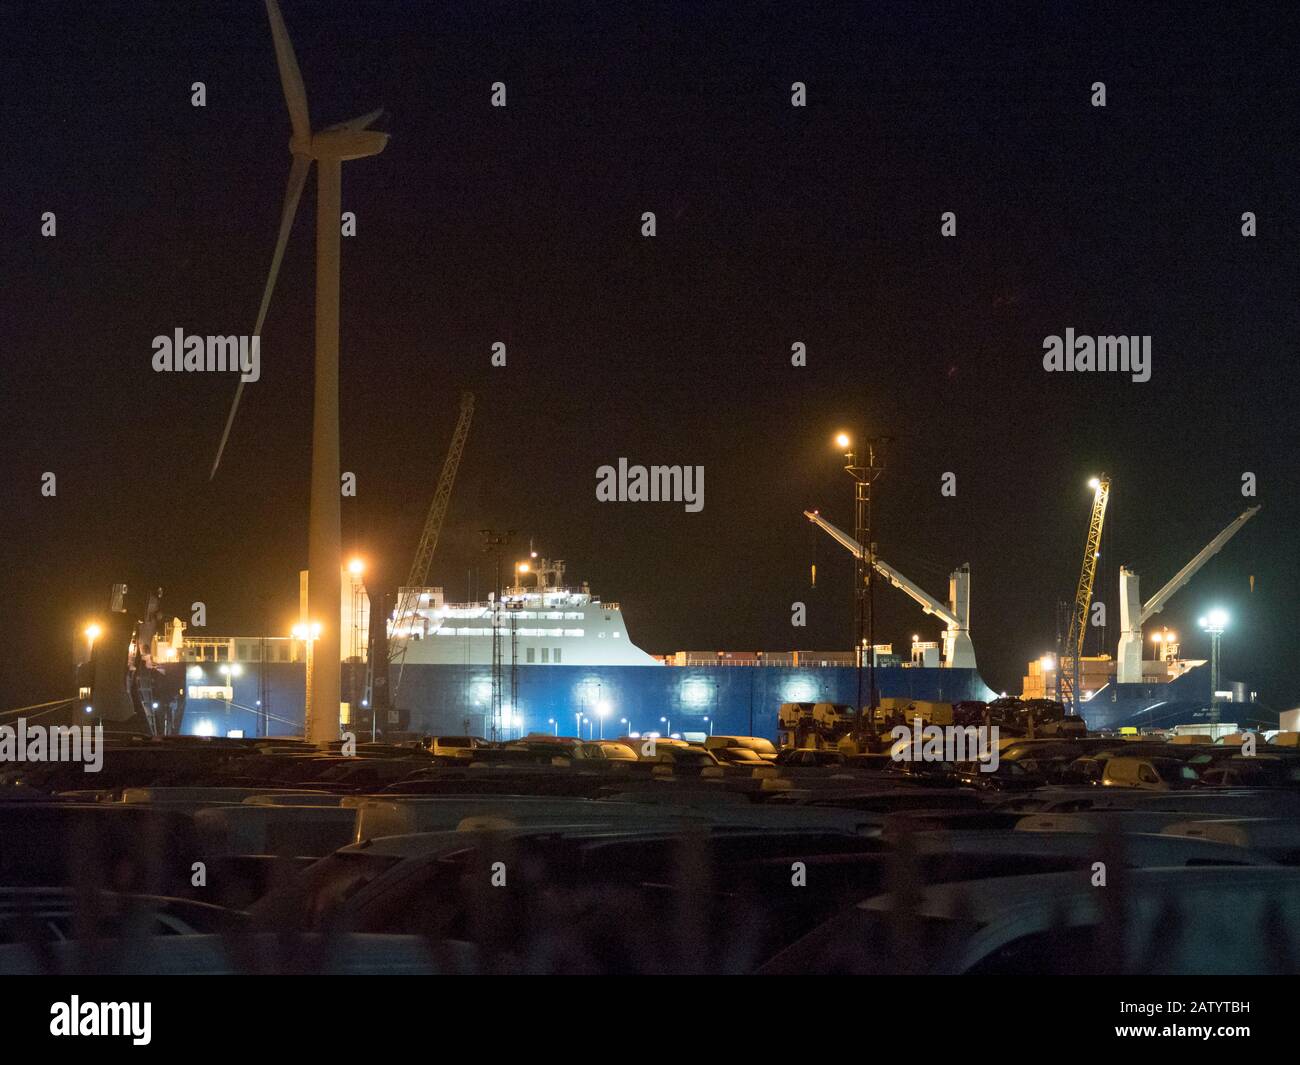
<box><xmin>953</xmin><ymin>759</ymin><xmax>1038</xmax><ymax>791</ymax></box>
<box><xmin>775</xmin><ymin>748</ymin><xmax>846</xmax><ymax>768</ymax></box>
<box><xmin>710</xmin><ymin>747</ymin><xmax>767</xmax><ymax>767</ymax></box>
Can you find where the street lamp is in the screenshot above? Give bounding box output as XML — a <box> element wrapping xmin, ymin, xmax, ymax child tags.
<box><xmin>703</xmin><ymin>715</ymin><xmax>713</xmax><ymax>736</ymax></box>
<box><xmin>834</xmin><ymin>430</ymin><xmax>886</xmax><ymax>744</ymax></box>
<box><xmin>548</xmin><ymin>717</ymin><xmax>557</xmax><ymax>736</ymax></box>
<box><xmin>596</xmin><ymin>700</ymin><xmax>611</xmax><ymax>739</ymax></box>
<box><xmin>1199</xmin><ymin>609</ymin><xmax>1229</xmax><ymax>721</ymax></box>
<box><xmin>660</xmin><ymin>715</ymin><xmax>670</xmax><ymax>736</ymax></box>
<box><xmin>620</xmin><ymin>717</ymin><xmax>629</xmax><ymax>736</ymax></box>
<box><xmin>292</xmin><ymin>622</ymin><xmax>323</xmax><ymax>741</ymax></box>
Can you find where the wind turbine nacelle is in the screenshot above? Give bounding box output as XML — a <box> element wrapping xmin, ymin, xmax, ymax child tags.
<box><xmin>307</xmin><ymin>129</ymin><xmax>389</xmax><ymax>161</ymax></box>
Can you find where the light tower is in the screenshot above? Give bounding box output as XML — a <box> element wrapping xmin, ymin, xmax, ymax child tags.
<box><xmin>1198</xmin><ymin>608</ymin><xmax>1229</xmax><ymax>722</ymax></box>
<box><xmin>834</xmin><ymin>431</ymin><xmax>887</xmax><ymax>741</ymax></box>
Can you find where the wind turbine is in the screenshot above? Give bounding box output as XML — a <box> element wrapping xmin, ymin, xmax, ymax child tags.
<box><xmin>210</xmin><ymin>0</ymin><xmax>387</xmax><ymax>742</ymax></box>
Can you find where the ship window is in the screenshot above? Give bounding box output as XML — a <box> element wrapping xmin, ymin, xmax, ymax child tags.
<box><xmin>526</xmin><ymin>648</ymin><xmax>535</xmax><ymax>664</ymax></box>
<box><xmin>613</xmin><ymin>632</ymin><xmax>621</xmax><ymax>639</ymax></box>
<box><xmin>563</xmin><ymin>629</ymin><xmax>584</xmax><ymax>637</ymax></box>
<box><xmin>541</xmin><ymin>648</ymin><xmax>549</xmax><ymax>663</ymax></box>
<box><xmin>554</xmin><ymin>648</ymin><xmax>561</xmax><ymax>663</ymax></box>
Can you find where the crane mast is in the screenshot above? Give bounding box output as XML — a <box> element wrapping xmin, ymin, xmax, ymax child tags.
<box><xmin>1058</xmin><ymin>475</ymin><xmax>1110</xmax><ymax>715</ymax></box>
<box><xmin>389</xmin><ymin>391</ymin><xmax>475</xmax><ymax>699</ymax></box>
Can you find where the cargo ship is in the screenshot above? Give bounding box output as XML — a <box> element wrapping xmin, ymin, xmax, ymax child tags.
<box><xmin>74</xmin><ymin>559</ymin><xmax>995</xmax><ymax>741</ymax></box>
<box><xmin>74</xmin><ymin>539</ymin><xmax>1271</xmax><ymax>739</ymax></box>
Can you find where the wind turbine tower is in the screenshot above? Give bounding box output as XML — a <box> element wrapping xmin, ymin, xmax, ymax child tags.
<box><xmin>210</xmin><ymin>0</ymin><xmax>388</xmax><ymax>742</ymax></box>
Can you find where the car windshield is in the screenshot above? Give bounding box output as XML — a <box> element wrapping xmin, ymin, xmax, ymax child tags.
<box><xmin>437</xmin><ymin>737</ymin><xmax>473</xmax><ymax>748</ymax></box>
<box><xmin>1151</xmin><ymin>758</ymin><xmax>1197</xmax><ymax>781</ymax></box>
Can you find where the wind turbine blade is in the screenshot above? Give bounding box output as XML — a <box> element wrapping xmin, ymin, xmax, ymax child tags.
<box><xmin>323</xmin><ymin>108</ymin><xmax>385</xmax><ymax>133</ymax></box>
<box><xmin>209</xmin><ymin>154</ymin><xmax>311</xmax><ymax>480</ymax></box>
<box><xmin>265</xmin><ymin>0</ymin><xmax>311</xmax><ymax>142</ymax></box>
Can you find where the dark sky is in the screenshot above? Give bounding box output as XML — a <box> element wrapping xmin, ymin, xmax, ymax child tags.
<box><xmin>1</xmin><ymin>1</ymin><xmax>1296</xmax><ymax>710</ymax></box>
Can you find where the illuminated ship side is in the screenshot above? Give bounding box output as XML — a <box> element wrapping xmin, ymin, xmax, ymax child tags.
<box><xmin>391</xmin><ymin>559</ymin><xmax>660</xmax><ymax>669</ymax></box>
<box><xmin>168</xmin><ymin>556</ymin><xmax>995</xmax><ymax>740</ymax></box>
<box><xmin>385</xmin><ymin>557</ymin><xmax>994</xmax><ymax>738</ymax></box>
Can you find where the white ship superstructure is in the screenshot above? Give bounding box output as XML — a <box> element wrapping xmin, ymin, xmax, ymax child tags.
<box><xmin>390</xmin><ymin>558</ymin><xmax>661</xmax><ymax>667</ymax></box>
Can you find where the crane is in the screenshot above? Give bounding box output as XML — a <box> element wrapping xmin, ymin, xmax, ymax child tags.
<box><xmin>803</xmin><ymin>510</ymin><xmax>975</xmax><ymax>668</ymax></box>
<box><xmin>1057</xmin><ymin>475</ymin><xmax>1110</xmax><ymax>715</ymax></box>
<box><xmin>1116</xmin><ymin>505</ymin><xmax>1260</xmax><ymax>683</ymax></box>
<box><xmin>388</xmin><ymin>391</ymin><xmax>475</xmax><ymax>700</ymax></box>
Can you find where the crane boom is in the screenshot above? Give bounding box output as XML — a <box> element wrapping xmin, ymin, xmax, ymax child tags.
<box><xmin>1140</xmin><ymin>505</ymin><xmax>1260</xmax><ymax>624</ymax></box>
<box><xmin>403</xmin><ymin>392</ymin><xmax>475</xmax><ymax>592</ymax></box>
<box><xmin>1059</xmin><ymin>475</ymin><xmax>1110</xmax><ymax>714</ymax></box>
<box><xmin>805</xmin><ymin>511</ymin><xmax>958</xmax><ymax>626</ymax></box>
<box><xmin>390</xmin><ymin>392</ymin><xmax>475</xmax><ymax>695</ymax></box>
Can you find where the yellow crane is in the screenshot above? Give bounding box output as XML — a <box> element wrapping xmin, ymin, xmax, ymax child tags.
<box><xmin>1057</xmin><ymin>474</ymin><xmax>1110</xmax><ymax>716</ymax></box>
<box><xmin>389</xmin><ymin>392</ymin><xmax>476</xmax><ymax>700</ymax></box>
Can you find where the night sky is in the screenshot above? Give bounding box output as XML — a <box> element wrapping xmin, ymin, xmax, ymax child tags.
<box><xmin>1</xmin><ymin>1</ymin><xmax>1296</xmax><ymax>711</ymax></box>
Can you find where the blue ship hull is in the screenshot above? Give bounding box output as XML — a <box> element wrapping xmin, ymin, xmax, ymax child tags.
<box><xmin>178</xmin><ymin>661</ymin><xmax>1273</xmax><ymax>740</ymax></box>
<box><xmin>181</xmin><ymin>663</ymin><xmax>995</xmax><ymax>740</ymax></box>
<box><xmin>1077</xmin><ymin>666</ymin><xmax>1274</xmax><ymax>732</ymax></box>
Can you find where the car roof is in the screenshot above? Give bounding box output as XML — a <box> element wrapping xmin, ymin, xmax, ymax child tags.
<box><xmin>860</xmin><ymin>865</ymin><xmax>1300</xmax><ymax>923</ymax></box>
<box><xmin>909</xmin><ymin>829</ymin><xmax>1274</xmax><ymax>865</ymax></box>
<box><xmin>342</xmin><ymin>820</ymin><xmax>841</xmax><ymax>859</ymax></box>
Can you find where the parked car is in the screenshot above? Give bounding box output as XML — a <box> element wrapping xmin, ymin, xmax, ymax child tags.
<box><xmin>953</xmin><ymin>759</ymin><xmax>1039</xmax><ymax>791</ymax></box>
<box><xmin>709</xmin><ymin>747</ymin><xmax>768</xmax><ymax>767</ymax></box>
<box><xmin>704</xmin><ymin>736</ymin><xmax>778</xmax><ymax>762</ymax></box>
<box><xmin>775</xmin><ymin>748</ymin><xmax>846</xmax><ymax>768</ymax></box>
<box><xmin>0</xmin><ymin>888</ymin><xmax>243</xmax><ymax>945</ymax></box>
<box><xmin>1101</xmin><ymin>756</ymin><xmax>1199</xmax><ymax>790</ymax></box>
<box><xmin>1198</xmin><ymin>756</ymin><xmax>1300</xmax><ymax>789</ymax></box>
<box><xmin>423</xmin><ymin>736</ymin><xmax>489</xmax><ymax>758</ymax></box>
<box><xmin>572</xmin><ymin>742</ymin><xmax>639</xmax><ymax>762</ymax></box>
<box><xmin>651</xmin><ymin>747</ymin><xmax>722</xmax><ymax>771</ymax></box>
<box><xmin>761</xmin><ymin>866</ymin><xmax>1300</xmax><ymax>974</ymax></box>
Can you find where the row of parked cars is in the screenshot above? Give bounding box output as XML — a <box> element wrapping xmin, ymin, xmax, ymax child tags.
<box><xmin>424</xmin><ymin>732</ymin><xmax>781</xmax><ymax>767</ymax></box>
<box><xmin>2</xmin><ymin>730</ymin><xmax>1299</xmax><ymax>973</ymax></box>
